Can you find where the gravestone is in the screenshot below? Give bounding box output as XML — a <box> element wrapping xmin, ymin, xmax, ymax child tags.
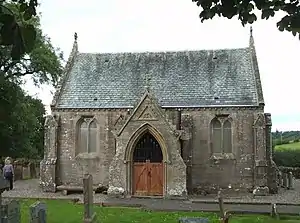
<box><xmin>0</xmin><ymin>178</ymin><xmax>9</xmax><ymax>206</ymax></box>
<box><xmin>83</xmin><ymin>174</ymin><xmax>97</xmax><ymax>223</ymax></box>
<box><xmin>278</xmin><ymin>172</ymin><xmax>283</xmax><ymax>187</ymax></box>
<box><xmin>178</xmin><ymin>217</ymin><xmax>209</xmax><ymax>223</ymax></box>
<box><xmin>217</xmin><ymin>190</ymin><xmax>231</xmax><ymax>223</ymax></box>
<box><xmin>271</xmin><ymin>203</ymin><xmax>279</xmax><ymax>220</ymax></box>
<box><xmin>287</xmin><ymin>172</ymin><xmax>294</xmax><ymax>190</ymax></box>
<box><xmin>282</xmin><ymin>173</ymin><xmax>288</xmax><ymax>188</ymax></box>
<box><xmin>30</xmin><ymin>201</ymin><xmax>47</xmax><ymax>223</ymax></box>
<box><xmin>1</xmin><ymin>200</ymin><xmax>21</xmax><ymax>223</ymax></box>
<box><xmin>29</xmin><ymin>163</ymin><xmax>37</xmax><ymax>179</ymax></box>
<box><xmin>35</xmin><ymin>165</ymin><xmax>40</xmax><ymax>178</ymax></box>
<box><xmin>13</xmin><ymin>162</ymin><xmax>23</xmax><ymax>181</ymax></box>
<box><xmin>22</xmin><ymin>165</ymin><xmax>31</xmax><ymax>179</ymax></box>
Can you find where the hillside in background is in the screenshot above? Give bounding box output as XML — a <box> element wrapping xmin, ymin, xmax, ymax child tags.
<box><xmin>272</xmin><ymin>130</ymin><xmax>300</xmax><ymax>146</ymax></box>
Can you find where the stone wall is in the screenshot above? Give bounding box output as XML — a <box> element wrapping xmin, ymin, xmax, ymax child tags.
<box><xmin>43</xmin><ymin>103</ymin><xmax>277</xmax><ymax>196</ymax></box>
<box><xmin>172</xmin><ymin>108</ymin><xmax>265</xmax><ymax>193</ymax></box>
<box><xmin>50</xmin><ymin>110</ymin><xmax>129</xmax><ymax>187</ymax></box>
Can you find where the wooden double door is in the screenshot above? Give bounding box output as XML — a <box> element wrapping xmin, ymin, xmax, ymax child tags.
<box><xmin>132</xmin><ymin>132</ymin><xmax>164</xmax><ymax>196</ymax></box>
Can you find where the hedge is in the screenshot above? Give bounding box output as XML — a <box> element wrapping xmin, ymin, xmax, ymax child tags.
<box><xmin>273</xmin><ymin>149</ymin><xmax>300</xmax><ymax>167</ymax></box>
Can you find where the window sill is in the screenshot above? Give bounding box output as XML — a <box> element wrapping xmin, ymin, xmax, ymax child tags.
<box><xmin>75</xmin><ymin>152</ymin><xmax>99</xmax><ymax>160</ymax></box>
<box><xmin>210</xmin><ymin>153</ymin><xmax>235</xmax><ymax>160</ymax></box>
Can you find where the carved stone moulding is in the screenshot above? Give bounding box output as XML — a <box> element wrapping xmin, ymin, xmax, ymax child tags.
<box><xmin>51</xmin><ymin>106</ymin><xmax>262</xmax><ymax>113</ymax></box>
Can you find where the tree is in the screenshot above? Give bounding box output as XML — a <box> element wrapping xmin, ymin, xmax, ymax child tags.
<box><xmin>0</xmin><ymin>2</ymin><xmax>62</xmax><ymax>159</ymax></box>
<box><xmin>0</xmin><ymin>2</ymin><xmax>63</xmax><ymax>86</ymax></box>
<box><xmin>0</xmin><ymin>75</ymin><xmax>45</xmax><ymax>159</ymax></box>
<box><xmin>0</xmin><ymin>0</ymin><xmax>38</xmax><ymax>60</ymax></box>
<box><xmin>192</xmin><ymin>0</ymin><xmax>300</xmax><ymax>39</ymax></box>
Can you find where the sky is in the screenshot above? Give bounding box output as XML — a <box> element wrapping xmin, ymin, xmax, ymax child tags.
<box><xmin>23</xmin><ymin>0</ymin><xmax>300</xmax><ymax>131</ymax></box>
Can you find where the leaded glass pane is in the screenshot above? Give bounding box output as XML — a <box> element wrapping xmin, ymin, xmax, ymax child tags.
<box><xmin>212</xmin><ymin>119</ymin><xmax>222</xmax><ymax>153</ymax></box>
<box><xmin>223</xmin><ymin>120</ymin><xmax>232</xmax><ymax>153</ymax></box>
<box><xmin>88</xmin><ymin>120</ymin><xmax>97</xmax><ymax>153</ymax></box>
<box><xmin>79</xmin><ymin>121</ymin><xmax>88</xmax><ymax>154</ymax></box>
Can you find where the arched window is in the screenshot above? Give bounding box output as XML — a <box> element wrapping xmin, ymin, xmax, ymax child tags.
<box><xmin>211</xmin><ymin>118</ymin><xmax>222</xmax><ymax>153</ymax></box>
<box><xmin>211</xmin><ymin>118</ymin><xmax>232</xmax><ymax>153</ymax></box>
<box><xmin>77</xmin><ymin>118</ymin><xmax>98</xmax><ymax>154</ymax></box>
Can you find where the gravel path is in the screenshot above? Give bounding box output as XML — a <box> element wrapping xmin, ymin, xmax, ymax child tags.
<box><xmin>1</xmin><ymin>179</ymin><xmax>106</xmax><ymax>203</ymax></box>
<box><xmin>2</xmin><ymin>179</ymin><xmax>300</xmax><ymax>206</ymax></box>
<box><xmin>191</xmin><ymin>179</ymin><xmax>300</xmax><ymax>205</ymax></box>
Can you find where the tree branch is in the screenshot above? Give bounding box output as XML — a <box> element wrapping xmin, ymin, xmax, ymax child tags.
<box><xmin>2</xmin><ymin>61</ymin><xmax>17</xmax><ymax>73</ymax></box>
<box><xmin>4</xmin><ymin>69</ymin><xmax>36</xmax><ymax>80</ymax></box>
<box><xmin>4</xmin><ymin>59</ymin><xmax>37</xmax><ymax>80</ymax></box>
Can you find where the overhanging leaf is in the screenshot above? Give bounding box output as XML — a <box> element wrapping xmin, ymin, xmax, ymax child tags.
<box><xmin>0</xmin><ymin>13</ymin><xmax>15</xmax><ymax>24</ymax></box>
<box><xmin>11</xmin><ymin>41</ymin><xmax>25</xmax><ymax>60</ymax></box>
<box><xmin>23</xmin><ymin>5</ymin><xmax>36</xmax><ymax>21</ymax></box>
<box><xmin>19</xmin><ymin>2</ymin><xmax>28</xmax><ymax>12</ymax></box>
<box><xmin>0</xmin><ymin>14</ymin><xmax>17</xmax><ymax>45</ymax></box>
<box><xmin>20</xmin><ymin>24</ymin><xmax>36</xmax><ymax>53</ymax></box>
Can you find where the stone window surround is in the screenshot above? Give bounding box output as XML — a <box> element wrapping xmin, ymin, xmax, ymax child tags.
<box><xmin>75</xmin><ymin>116</ymin><xmax>100</xmax><ymax>159</ymax></box>
<box><xmin>209</xmin><ymin>116</ymin><xmax>235</xmax><ymax>160</ymax></box>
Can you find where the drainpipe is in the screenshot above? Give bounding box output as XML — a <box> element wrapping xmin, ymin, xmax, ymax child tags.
<box><xmin>252</xmin><ymin>127</ymin><xmax>257</xmax><ymax>190</ymax></box>
<box><xmin>176</xmin><ymin>109</ymin><xmax>183</xmax><ymax>158</ymax></box>
<box><xmin>176</xmin><ymin>109</ymin><xmax>181</xmax><ymax>130</ymax></box>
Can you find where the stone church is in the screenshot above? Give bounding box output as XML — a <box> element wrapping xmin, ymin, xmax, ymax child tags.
<box><xmin>40</xmin><ymin>28</ymin><xmax>278</xmax><ymax>197</ymax></box>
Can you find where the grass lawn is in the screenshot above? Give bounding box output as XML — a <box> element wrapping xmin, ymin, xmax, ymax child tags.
<box><xmin>275</xmin><ymin>142</ymin><xmax>300</xmax><ymax>151</ymax></box>
<box><xmin>19</xmin><ymin>199</ymin><xmax>300</xmax><ymax>223</ymax></box>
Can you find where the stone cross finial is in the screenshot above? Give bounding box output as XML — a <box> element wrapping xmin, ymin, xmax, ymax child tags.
<box><xmin>74</xmin><ymin>32</ymin><xmax>78</xmax><ymax>41</ymax></box>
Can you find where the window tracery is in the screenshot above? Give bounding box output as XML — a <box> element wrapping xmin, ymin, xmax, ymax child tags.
<box><xmin>211</xmin><ymin>117</ymin><xmax>232</xmax><ymax>154</ymax></box>
<box><xmin>77</xmin><ymin>117</ymin><xmax>98</xmax><ymax>154</ymax></box>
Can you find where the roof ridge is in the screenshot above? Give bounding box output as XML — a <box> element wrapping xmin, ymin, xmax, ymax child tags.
<box><xmin>77</xmin><ymin>47</ymin><xmax>249</xmax><ymax>56</ymax></box>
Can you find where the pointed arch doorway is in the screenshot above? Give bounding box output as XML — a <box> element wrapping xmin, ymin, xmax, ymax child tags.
<box><xmin>132</xmin><ymin>131</ymin><xmax>164</xmax><ymax>196</ymax></box>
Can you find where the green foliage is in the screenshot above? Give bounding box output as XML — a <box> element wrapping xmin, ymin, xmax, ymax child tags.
<box><xmin>0</xmin><ymin>1</ymin><xmax>63</xmax><ymax>86</ymax></box>
<box><xmin>272</xmin><ymin>131</ymin><xmax>300</xmax><ymax>147</ymax></box>
<box><xmin>273</xmin><ymin>143</ymin><xmax>300</xmax><ymax>167</ymax></box>
<box><xmin>275</xmin><ymin>140</ymin><xmax>290</xmax><ymax>146</ymax></box>
<box><xmin>273</xmin><ymin>150</ymin><xmax>300</xmax><ymax>167</ymax></box>
<box><xmin>192</xmin><ymin>0</ymin><xmax>300</xmax><ymax>39</ymax></box>
<box><xmin>0</xmin><ymin>0</ymin><xmax>38</xmax><ymax>60</ymax></box>
<box><xmin>0</xmin><ymin>76</ymin><xmax>45</xmax><ymax>159</ymax></box>
<box><xmin>0</xmin><ymin>2</ymin><xmax>62</xmax><ymax>159</ymax></box>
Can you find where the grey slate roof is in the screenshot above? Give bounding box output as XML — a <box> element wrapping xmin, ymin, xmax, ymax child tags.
<box><xmin>56</xmin><ymin>48</ymin><xmax>259</xmax><ymax>108</ymax></box>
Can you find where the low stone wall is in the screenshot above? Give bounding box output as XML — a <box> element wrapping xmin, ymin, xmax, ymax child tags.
<box><xmin>279</xmin><ymin>166</ymin><xmax>300</xmax><ymax>179</ymax></box>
